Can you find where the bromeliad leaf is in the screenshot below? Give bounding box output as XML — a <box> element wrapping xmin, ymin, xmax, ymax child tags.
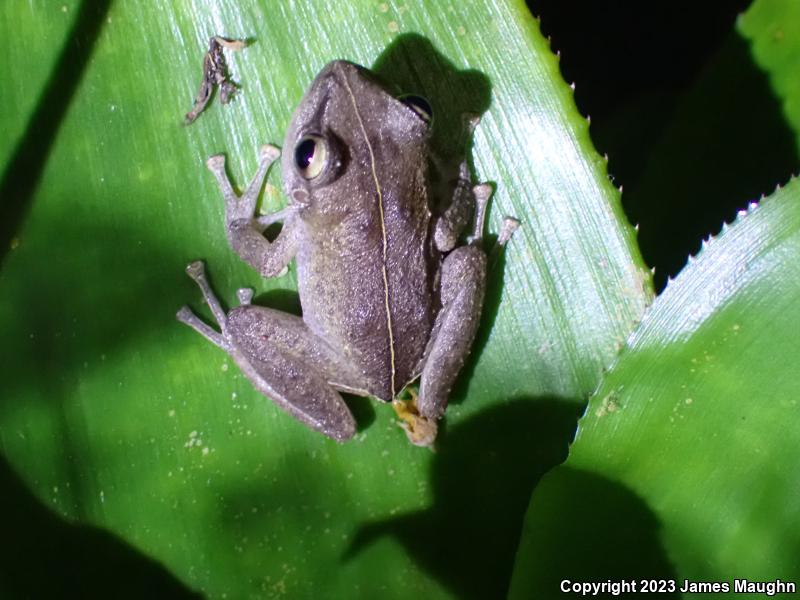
<box><xmin>509</xmin><ymin>176</ymin><xmax>800</xmax><ymax>595</ymax></box>
<box><xmin>0</xmin><ymin>1</ymin><xmax>649</xmax><ymax>597</ymax></box>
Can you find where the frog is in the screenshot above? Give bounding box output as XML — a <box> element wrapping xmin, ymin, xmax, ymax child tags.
<box><xmin>177</xmin><ymin>60</ymin><xmax>519</xmax><ymax>447</ymax></box>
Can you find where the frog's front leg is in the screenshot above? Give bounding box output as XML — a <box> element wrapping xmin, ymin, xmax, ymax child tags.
<box><xmin>206</xmin><ymin>145</ymin><xmax>298</xmax><ymax>277</ymax></box>
<box><xmin>404</xmin><ymin>186</ymin><xmax>519</xmax><ymax>447</ymax></box>
<box><xmin>433</xmin><ymin>115</ymin><xmax>482</xmax><ymax>252</ymax></box>
<box><xmin>433</xmin><ymin>160</ymin><xmax>476</xmax><ymax>252</ymax></box>
<box><xmin>177</xmin><ymin>262</ymin><xmax>369</xmax><ymax>442</ymax></box>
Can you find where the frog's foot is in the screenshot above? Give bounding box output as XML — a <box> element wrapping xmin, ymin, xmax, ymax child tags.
<box><xmin>177</xmin><ymin>261</ymin><xmax>231</xmax><ymax>351</ymax></box>
<box><xmin>206</xmin><ymin>146</ymin><xmax>298</xmax><ymax>278</ymax></box>
<box><xmin>465</xmin><ymin>182</ymin><xmax>521</xmax><ymax>248</ymax></box>
<box><xmin>236</xmin><ymin>287</ymin><xmax>254</xmax><ymax>305</ymax></box>
<box><xmin>206</xmin><ymin>144</ymin><xmax>281</xmax><ymax>226</ymax></box>
<box><xmin>392</xmin><ymin>388</ymin><xmax>438</xmax><ymax>449</ymax></box>
<box><xmin>467</xmin><ymin>183</ymin><xmax>520</xmax><ymax>268</ymax></box>
<box><xmin>488</xmin><ymin>216</ymin><xmax>521</xmax><ymax>265</ymax></box>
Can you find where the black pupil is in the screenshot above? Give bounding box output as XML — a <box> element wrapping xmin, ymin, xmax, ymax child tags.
<box><xmin>402</xmin><ymin>96</ymin><xmax>432</xmax><ymax>123</ymax></box>
<box><xmin>295</xmin><ymin>138</ymin><xmax>316</xmax><ymax>170</ymax></box>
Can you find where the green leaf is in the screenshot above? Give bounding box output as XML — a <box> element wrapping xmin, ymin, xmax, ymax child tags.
<box><xmin>0</xmin><ymin>2</ymin><xmax>79</xmax><ymax>169</ymax></box>
<box><xmin>509</xmin><ymin>176</ymin><xmax>800</xmax><ymax>596</ymax></box>
<box><xmin>739</xmin><ymin>0</ymin><xmax>800</xmax><ymax>148</ymax></box>
<box><xmin>0</xmin><ymin>1</ymin><xmax>649</xmax><ymax>597</ymax></box>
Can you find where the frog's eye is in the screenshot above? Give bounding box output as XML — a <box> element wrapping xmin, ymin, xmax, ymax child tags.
<box><xmin>399</xmin><ymin>95</ymin><xmax>433</xmax><ymax>126</ymax></box>
<box><xmin>294</xmin><ymin>134</ymin><xmax>328</xmax><ymax>179</ymax></box>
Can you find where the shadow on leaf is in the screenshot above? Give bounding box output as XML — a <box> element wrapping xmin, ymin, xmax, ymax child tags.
<box><xmin>1</xmin><ymin>213</ymin><xmax>195</xmax><ymax>408</ymax></box>
<box><xmin>0</xmin><ymin>0</ymin><xmax>113</xmax><ymax>267</ymax></box>
<box><xmin>0</xmin><ymin>453</ymin><xmax>199</xmax><ymax>598</ymax></box>
<box><xmin>508</xmin><ymin>466</ymin><xmax>679</xmax><ymax>598</ymax></box>
<box><xmin>344</xmin><ymin>397</ymin><xmax>582</xmax><ymax>600</ymax></box>
<box><xmin>372</xmin><ymin>33</ymin><xmax>491</xmax><ymax>167</ymax></box>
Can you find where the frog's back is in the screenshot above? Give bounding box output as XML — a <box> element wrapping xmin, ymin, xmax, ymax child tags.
<box><xmin>296</xmin><ymin>134</ymin><xmax>436</xmax><ymax>402</ymax></box>
<box><xmin>287</xmin><ymin>61</ymin><xmax>437</xmax><ymax>401</ymax></box>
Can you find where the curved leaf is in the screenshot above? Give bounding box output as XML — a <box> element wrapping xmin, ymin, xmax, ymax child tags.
<box><xmin>0</xmin><ymin>1</ymin><xmax>649</xmax><ymax>597</ymax></box>
<box><xmin>510</xmin><ymin>177</ymin><xmax>800</xmax><ymax>596</ymax></box>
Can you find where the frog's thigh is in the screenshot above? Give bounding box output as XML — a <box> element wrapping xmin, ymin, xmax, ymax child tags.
<box><xmin>227</xmin><ymin>306</ymin><xmax>366</xmax><ymax>441</ymax></box>
<box><xmin>418</xmin><ymin>245</ymin><xmax>487</xmax><ymax>419</ymax></box>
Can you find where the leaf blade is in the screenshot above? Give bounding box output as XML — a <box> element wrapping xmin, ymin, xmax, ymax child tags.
<box><xmin>0</xmin><ymin>1</ymin><xmax>650</xmax><ymax>597</ymax></box>
<box><xmin>510</xmin><ymin>177</ymin><xmax>800</xmax><ymax>595</ymax></box>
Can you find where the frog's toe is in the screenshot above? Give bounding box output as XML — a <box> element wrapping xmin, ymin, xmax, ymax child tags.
<box><xmin>392</xmin><ymin>399</ymin><xmax>437</xmax><ymax>449</ymax></box>
<box><xmin>206</xmin><ymin>154</ymin><xmax>226</xmax><ymax>172</ymax></box>
<box><xmin>259</xmin><ymin>144</ymin><xmax>281</xmax><ymax>162</ymax></box>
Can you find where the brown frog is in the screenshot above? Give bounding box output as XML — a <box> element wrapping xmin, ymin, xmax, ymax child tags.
<box><xmin>177</xmin><ymin>61</ymin><xmax>518</xmax><ymax>447</ymax></box>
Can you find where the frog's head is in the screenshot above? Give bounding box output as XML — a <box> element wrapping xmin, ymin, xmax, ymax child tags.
<box><xmin>281</xmin><ymin>60</ymin><xmax>431</xmax><ymax>226</ymax></box>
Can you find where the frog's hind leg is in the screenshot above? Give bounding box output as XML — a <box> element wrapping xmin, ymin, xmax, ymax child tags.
<box><xmin>177</xmin><ymin>261</ymin><xmax>367</xmax><ymax>442</ymax></box>
<box><xmin>413</xmin><ymin>186</ymin><xmax>519</xmax><ymax>444</ymax></box>
<box><xmin>225</xmin><ymin>304</ymin><xmax>368</xmax><ymax>442</ymax></box>
<box><xmin>417</xmin><ymin>244</ymin><xmax>486</xmax><ymax>422</ymax></box>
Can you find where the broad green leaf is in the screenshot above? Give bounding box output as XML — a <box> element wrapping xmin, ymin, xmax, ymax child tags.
<box><xmin>0</xmin><ymin>2</ymin><xmax>80</xmax><ymax>169</ymax></box>
<box><xmin>509</xmin><ymin>177</ymin><xmax>800</xmax><ymax>597</ymax></box>
<box><xmin>739</xmin><ymin>0</ymin><xmax>800</xmax><ymax>149</ymax></box>
<box><xmin>0</xmin><ymin>1</ymin><xmax>650</xmax><ymax>597</ymax></box>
